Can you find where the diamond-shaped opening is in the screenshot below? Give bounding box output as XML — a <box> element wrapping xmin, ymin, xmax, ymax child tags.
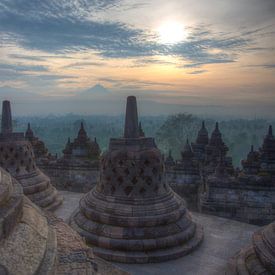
<box><xmin>112</xmin><ymin>167</ymin><xmax>117</xmax><ymax>173</ymax></box>
<box><xmin>124</xmin><ymin>186</ymin><xmax>133</xmax><ymax>196</ymax></box>
<box><xmin>152</xmin><ymin>167</ymin><xmax>158</xmax><ymax>175</ymax></box>
<box><xmin>111</xmin><ymin>185</ymin><xmax>116</xmax><ymax>194</ymax></box>
<box><xmin>139</xmin><ymin>187</ymin><xmax>146</xmax><ymax>195</ymax></box>
<box><xmin>139</xmin><ymin>168</ymin><xmax>144</xmax><ymax>175</ymax></box>
<box><xmin>131</xmin><ymin>176</ymin><xmax>138</xmax><ymax>185</ymax></box>
<box><xmin>144</xmin><ymin>159</ymin><xmax>150</xmax><ymax>166</ymax></box>
<box><xmin>118</xmin><ymin>160</ymin><xmax>123</xmax><ymax>166</ymax></box>
<box><xmin>124</xmin><ymin>168</ymin><xmax>130</xmax><ymax>175</ymax></box>
<box><xmin>117</xmin><ymin>176</ymin><xmax>124</xmax><ymax>184</ymax></box>
<box><xmin>145</xmin><ymin>177</ymin><xmax>152</xmax><ymax>186</ymax></box>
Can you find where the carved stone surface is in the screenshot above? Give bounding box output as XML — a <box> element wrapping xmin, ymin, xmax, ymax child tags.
<box><xmin>0</xmin><ymin>100</ymin><xmax>62</xmax><ymax>211</ymax></box>
<box><xmin>0</xmin><ymin>167</ymin><xmax>127</xmax><ymax>275</ymax></box>
<box><xmin>70</xmin><ymin>96</ymin><xmax>203</xmax><ymax>263</ymax></box>
<box><xmin>199</xmin><ymin>155</ymin><xmax>275</xmax><ymax>225</ymax></box>
<box><xmin>166</xmin><ymin>140</ymin><xmax>202</xmax><ymax>210</ymax></box>
<box><xmin>228</xmin><ymin>221</ymin><xmax>275</xmax><ymax>274</ymax></box>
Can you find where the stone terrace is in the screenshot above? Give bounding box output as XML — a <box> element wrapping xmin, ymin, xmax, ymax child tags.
<box><xmin>55</xmin><ymin>190</ymin><xmax>259</xmax><ymax>275</ymax></box>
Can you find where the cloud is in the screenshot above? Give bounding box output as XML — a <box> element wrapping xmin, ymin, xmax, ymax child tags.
<box><xmin>62</xmin><ymin>61</ymin><xmax>106</xmax><ymax>69</ymax></box>
<box><xmin>0</xmin><ymin>0</ymin><xmax>257</xmax><ymax>66</ymax></box>
<box><xmin>0</xmin><ymin>63</ymin><xmax>48</xmax><ymax>72</ymax></box>
<box><xmin>188</xmin><ymin>70</ymin><xmax>208</xmax><ymax>74</ymax></box>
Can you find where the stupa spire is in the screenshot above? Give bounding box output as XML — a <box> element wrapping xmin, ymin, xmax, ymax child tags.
<box><xmin>268</xmin><ymin>125</ymin><xmax>273</xmax><ymax>136</ymax></box>
<box><xmin>1</xmin><ymin>100</ymin><xmax>13</xmax><ymax>134</ymax></box>
<box><xmin>124</xmin><ymin>96</ymin><xmax>139</xmax><ymax>138</ymax></box>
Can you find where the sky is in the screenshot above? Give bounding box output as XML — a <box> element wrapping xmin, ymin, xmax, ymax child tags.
<box><xmin>0</xmin><ymin>0</ymin><xmax>275</xmax><ymax>117</ymax></box>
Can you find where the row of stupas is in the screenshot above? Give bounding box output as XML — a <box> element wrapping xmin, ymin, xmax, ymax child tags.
<box><xmin>0</xmin><ymin>101</ymin><xmax>62</xmax><ymax>211</ymax></box>
<box><xmin>165</xmin><ymin>121</ymin><xmax>275</xmax><ymax>225</ymax></box>
<box><xmin>0</xmin><ymin>97</ymin><xmax>204</xmax><ymax>273</ymax></box>
<box><xmin>0</xmin><ymin>97</ymin><xmax>274</xmax><ymax>274</ymax></box>
<box><xmin>0</xmin><ymin>101</ymin><xmax>127</xmax><ymax>274</ymax></box>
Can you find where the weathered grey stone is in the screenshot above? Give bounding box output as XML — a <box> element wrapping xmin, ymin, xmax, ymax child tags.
<box><xmin>0</xmin><ymin>100</ymin><xmax>62</xmax><ymax>211</ymax></box>
<box><xmin>70</xmin><ymin>96</ymin><xmax>203</xmax><ymax>263</ymax></box>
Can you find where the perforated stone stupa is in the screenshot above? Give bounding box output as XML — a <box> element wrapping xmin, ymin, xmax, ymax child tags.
<box><xmin>228</xmin><ymin>221</ymin><xmax>275</xmax><ymax>274</ymax></box>
<box><xmin>0</xmin><ymin>100</ymin><xmax>62</xmax><ymax>211</ymax></box>
<box><xmin>0</xmin><ymin>167</ymin><xmax>127</xmax><ymax>275</ymax></box>
<box><xmin>70</xmin><ymin>96</ymin><xmax>203</xmax><ymax>263</ymax></box>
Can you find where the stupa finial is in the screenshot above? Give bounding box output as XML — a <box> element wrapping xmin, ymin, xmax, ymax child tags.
<box><xmin>268</xmin><ymin>125</ymin><xmax>273</xmax><ymax>136</ymax></box>
<box><xmin>124</xmin><ymin>96</ymin><xmax>139</xmax><ymax>138</ymax></box>
<box><xmin>1</xmin><ymin>100</ymin><xmax>13</xmax><ymax>134</ymax></box>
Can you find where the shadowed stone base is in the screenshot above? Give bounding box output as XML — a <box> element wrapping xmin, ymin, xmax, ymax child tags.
<box><xmin>90</xmin><ymin>225</ymin><xmax>203</xmax><ymax>263</ymax></box>
<box><xmin>228</xmin><ymin>222</ymin><xmax>275</xmax><ymax>274</ymax></box>
<box><xmin>18</xmin><ymin>170</ymin><xmax>63</xmax><ymax>211</ymax></box>
<box><xmin>70</xmin><ymin>189</ymin><xmax>203</xmax><ymax>264</ymax></box>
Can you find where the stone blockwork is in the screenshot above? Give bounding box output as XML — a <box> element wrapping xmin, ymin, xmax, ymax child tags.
<box><xmin>165</xmin><ymin>121</ymin><xmax>233</xmax><ymax>211</ymax></box>
<box><xmin>0</xmin><ymin>100</ymin><xmax>62</xmax><ymax>211</ymax></box>
<box><xmin>70</xmin><ymin>96</ymin><xmax>203</xmax><ymax>263</ymax></box>
<box><xmin>38</xmin><ymin>121</ymin><xmax>101</xmax><ymax>193</ymax></box>
<box><xmin>40</xmin><ymin>161</ymin><xmax>99</xmax><ymax>193</ymax></box>
<box><xmin>0</xmin><ymin>166</ymin><xmax>128</xmax><ymax>275</ymax></box>
<box><xmin>199</xmin><ymin>126</ymin><xmax>275</xmax><ymax>226</ymax></box>
<box><xmin>228</xmin><ymin>221</ymin><xmax>275</xmax><ymax>274</ymax></box>
<box><xmin>166</xmin><ymin>140</ymin><xmax>202</xmax><ymax>210</ymax></box>
<box><xmin>199</xmin><ymin>159</ymin><xmax>275</xmax><ymax>225</ymax></box>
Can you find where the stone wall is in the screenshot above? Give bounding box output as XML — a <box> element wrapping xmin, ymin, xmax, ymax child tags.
<box><xmin>40</xmin><ymin>163</ymin><xmax>99</xmax><ymax>193</ymax></box>
<box><xmin>199</xmin><ymin>181</ymin><xmax>275</xmax><ymax>225</ymax></box>
<box><xmin>166</xmin><ymin>169</ymin><xmax>202</xmax><ymax>210</ymax></box>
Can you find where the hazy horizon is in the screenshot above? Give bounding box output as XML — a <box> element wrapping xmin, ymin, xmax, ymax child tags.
<box><xmin>0</xmin><ymin>0</ymin><xmax>275</xmax><ymax>117</ymax></box>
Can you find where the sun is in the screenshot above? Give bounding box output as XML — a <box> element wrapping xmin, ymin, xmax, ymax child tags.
<box><xmin>157</xmin><ymin>21</ymin><xmax>187</xmax><ymax>44</ymax></box>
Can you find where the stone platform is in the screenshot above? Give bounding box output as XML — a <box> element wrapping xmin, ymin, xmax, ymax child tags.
<box><xmin>55</xmin><ymin>191</ymin><xmax>259</xmax><ymax>275</ymax></box>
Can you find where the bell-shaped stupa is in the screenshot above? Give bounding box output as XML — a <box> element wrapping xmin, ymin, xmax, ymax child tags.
<box><xmin>70</xmin><ymin>96</ymin><xmax>203</xmax><ymax>263</ymax></box>
<box><xmin>0</xmin><ymin>100</ymin><xmax>62</xmax><ymax>211</ymax></box>
<box><xmin>228</xmin><ymin>221</ymin><xmax>275</xmax><ymax>274</ymax></box>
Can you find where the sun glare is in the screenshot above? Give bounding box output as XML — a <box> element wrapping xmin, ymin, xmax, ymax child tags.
<box><xmin>157</xmin><ymin>21</ymin><xmax>187</xmax><ymax>44</ymax></box>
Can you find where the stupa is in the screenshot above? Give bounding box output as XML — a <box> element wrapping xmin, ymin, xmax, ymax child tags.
<box><xmin>192</xmin><ymin>121</ymin><xmax>209</xmax><ymax>164</ymax></box>
<box><xmin>241</xmin><ymin>145</ymin><xmax>261</xmax><ymax>175</ymax></box>
<box><xmin>0</xmin><ymin>167</ymin><xmax>127</xmax><ymax>275</ymax></box>
<box><xmin>62</xmin><ymin>122</ymin><xmax>101</xmax><ymax>160</ymax></box>
<box><xmin>25</xmin><ymin>122</ymin><xmax>52</xmax><ymax>162</ymax></box>
<box><xmin>260</xmin><ymin>125</ymin><xmax>275</xmax><ymax>176</ymax></box>
<box><xmin>0</xmin><ymin>100</ymin><xmax>62</xmax><ymax>211</ymax></box>
<box><xmin>70</xmin><ymin>96</ymin><xmax>203</xmax><ymax>263</ymax></box>
<box><xmin>204</xmin><ymin>122</ymin><xmax>234</xmax><ymax>175</ymax></box>
<box><xmin>228</xmin><ymin>221</ymin><xmax>275</xmax><ymax>274</ymax></box>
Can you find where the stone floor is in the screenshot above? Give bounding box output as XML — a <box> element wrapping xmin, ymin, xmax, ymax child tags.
<box><xmin>54</xmin><ymin>191</ymin><xmax>259</xmax><ymax>275</ymax></box>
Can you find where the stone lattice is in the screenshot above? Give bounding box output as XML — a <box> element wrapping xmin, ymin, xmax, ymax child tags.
<box><xmin>0</xmin><ymin>167</ymin><xmax>127</xmax><ymax>275</ymax></box>
<box><xmin>70</xmin><ymin>96</ymin><xmax>203</xmax><ymax>263</ymax></box>
<box><xmin>0</xmin><ymin>100</ymin><xmax>62</xmax><ymax>211</ymax></box>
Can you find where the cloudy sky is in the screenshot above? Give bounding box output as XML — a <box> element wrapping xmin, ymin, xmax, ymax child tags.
<box><xmin>0</xmin><ymin>0</ymin><xmax>275</xmax><ymax>116</ymax></box>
